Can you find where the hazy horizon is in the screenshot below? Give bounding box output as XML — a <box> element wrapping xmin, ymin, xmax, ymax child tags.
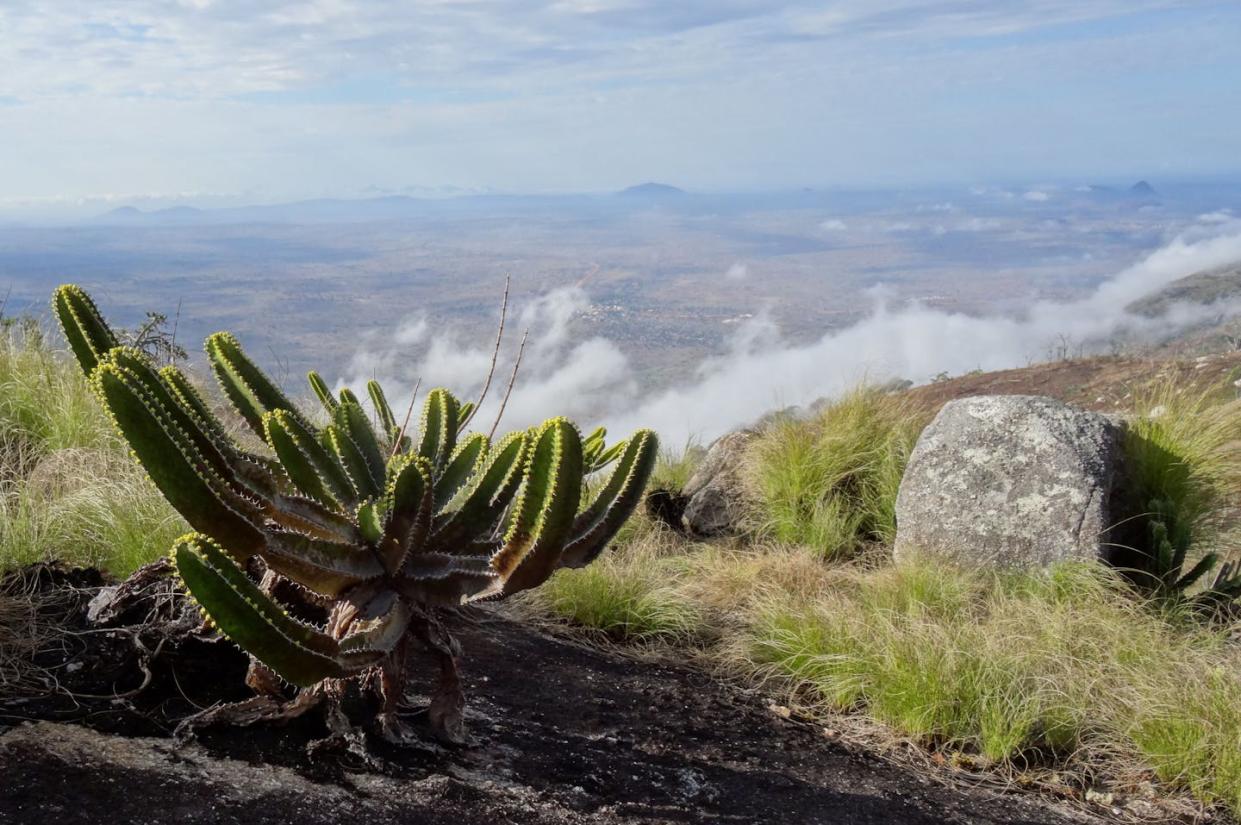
<box><xmin>4</xmin><ymin>1</ymin><xmax>1241</xmax><ymax>210</ymax></box>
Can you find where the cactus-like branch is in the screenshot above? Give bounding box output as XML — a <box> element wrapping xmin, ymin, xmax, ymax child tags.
<box><xmin>307</xmin><ymin>371</ymin><xmax>337</xmax><ymax>414</ymax></box>
<box><xmin>487</xmin><ymin>418</ymin><xmax>584</xmax><ymax>597</ymax></box>
<box><xmin>367</xmin><ymin>380</ymin><xmax>399</xmax><ymax>441</ymax></box>
<box><xmin>418</xmin><ymin>388</ymin><xmax>461</xmax><ymax>471</ymax></box>
<box><xmin>334</xmin><ymin>397</ymin><xmax>387</xmax><ymax>491</ymax></box>
<box><xmin>324</xmin><ymin>423</ymin><xmax>383</xmax><ymax>501</ymax></box>
<box><xmin>262</xmin><ymin>529</ymin><xmax>386</xmax><ymax>597</ymax></box>
<box><xmin>206</xmin><ymin>331</ymin><xmax>311</xmax><ymax>438</ymax></box>
<box><xmin>93</xmin><ymin>355</ymin><xmax>267</xmax><ymax>559</ymax></box>
<box><xmin>263</xmin><ymin>410</ymin><xmax>340</xmax><ymax>508</ymax></box>
<box><xmin>52</xmin><ymin>284</ymin><xmax>120</xmax><ymax>377</ymax></box>
<box><xmin>559</xmin><ymin>429</ymin><xmax>658</xmax><ymax>569</ymax></box>
<box><xmin>399</xmin><ymin>555</ymin><xmax>499</xmax><ymax>606</ymax></box>
<box><xmin>382</xmin><ymin>454</ymin><xmax>434</xmax><ymax>574</ymax></box>
<box><xmin>433</xmin><ymin>433</ymin><xmax>488</xmax><ymax>509</ymax></box>
<box><xmin>173</xmin><ymin>534</ymin><xmax>345</xmax><ymax>687</ymax></box>
<box><xmin>265</xmin><ymin>409</ymin><xmax>356</xmax><ymax>506</ymax></box>
<box><xmin>431</xmin><ymin>430</ymin><xmax>528</xmax><ymax>548</ymax></box>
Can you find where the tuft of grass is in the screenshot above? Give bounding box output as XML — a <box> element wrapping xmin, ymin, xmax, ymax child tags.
<box><xmin>0</xmin><ymin>321</ymin><xmax>113</xmax><ymax>461</ymax></box>
<box><xmin>1130</xmin><ymin>670</ymin><xmax>1241</xmax><ymax>813</ymax></box>
<box><xmin>521</xmin><ymin>527</ymin><xmax>704</xmax><ymax>645</ymax></box>
<box><xmin>650</xmin><ymin>440</ymin><xmax>705</xmax><ymax>492</ymax></box>
<box><xmin>746</xmin><ymin>388</ymin><xmax>925</xmax><ymax>559</ymax></box>
<box><xmin>742</xmin><ymin>558</ymin><xmax>1241</xmax><ymax>800</ymax></box>
<box><xmin>0</xmin><ymin>326</ymin><xmax>183</xmax><ymax>576</ymax></box>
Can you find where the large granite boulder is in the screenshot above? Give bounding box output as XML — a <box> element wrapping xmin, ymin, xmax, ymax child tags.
<box><xmin>681</xmin><ymin>430</ymin><xmax>756</xmax><ymax>536</ymax></box>
<box><xmin>893</xmin><ymin>395</ymin><xmax>1124</xmax><ymax>570</ymax></box>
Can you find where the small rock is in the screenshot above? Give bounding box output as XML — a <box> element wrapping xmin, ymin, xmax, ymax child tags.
<box><xmin>681</xmin><ymin>430</ymin><xmax>755</xmax><ymax>536</ymax></box>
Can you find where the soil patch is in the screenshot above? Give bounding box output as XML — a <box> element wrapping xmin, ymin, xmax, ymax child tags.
<box><xmin>1</xmin><ymin>566</ymin><xmax>1110</xmax><ymax>824</ymax></box>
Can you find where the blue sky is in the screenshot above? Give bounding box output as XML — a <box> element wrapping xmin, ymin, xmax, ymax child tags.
<box><xmin>1</xmin><ymin>1</ymin><xmax>1239</xmax><ymax>207</ymax></box>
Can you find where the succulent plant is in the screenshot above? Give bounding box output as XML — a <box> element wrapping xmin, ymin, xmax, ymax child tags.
<box><xmin>1134</xmin><ymin>497</ymin><xmax>1241</xmax><ymax>618</ymax></box>
<box><xmin>52</xmin><ymin>284</ymin><xmax>657</xmax><ymax>742</ymax></box>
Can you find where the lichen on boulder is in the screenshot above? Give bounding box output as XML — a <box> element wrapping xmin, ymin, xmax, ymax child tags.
<box><xmin>894</xmin><ymin>394</ymin><xmax>1124</xmax><ymax>570</ymax></box>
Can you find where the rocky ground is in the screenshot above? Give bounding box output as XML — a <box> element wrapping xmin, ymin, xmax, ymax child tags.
<box><xmin>0</xmin><ymin>566</ymin><xmax>1112</xmax><ymax>825</ymax></box>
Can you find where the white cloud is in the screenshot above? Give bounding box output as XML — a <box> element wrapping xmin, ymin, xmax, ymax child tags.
<box><xmin>2</xmin><ymin>1</ymin><xmax>1238</xmax><ymax>200</ymax></box>
<box><xmin>343</xmin><ymin>226</ymin><xmax>1241</xmax><ymax>447</ymax></box>
<box><xmin>818</xmin><ymin>218</ymin><xmax>847</xmax><ymax>231</ymax></box>
<box><xmin>606</xmin><ymin>227</ymin><xmax>1241</xmax><ymax>443</ymax></box>
<box><xmin>341</xmin><ymin>285</ymin><xmax>638</xmax><ymax>433</ymax></box>
<box><xmin>1023</xmin><ymin>190</ymin><xmax>1051</xmax><ymax>202</ymax></box>
<box><xmin>725</xmin><ymin>261</ymin><xmax>749</xmax><ymax>280</ymax></box>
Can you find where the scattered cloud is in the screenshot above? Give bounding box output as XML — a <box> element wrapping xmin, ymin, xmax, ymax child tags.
<box><xmin>725</xmin><ymin>261</ymin><xmax>749</xmax><ymax>280</ymax></box>
<box><xmin>344</xmin><ymin>225</ymin><xmax>1241</xmax><ymax>446</ymax></box>
<box><xmin>2</xmin><ymin>1</ymin><xmax>1239</xmax><ymax>201</ymax></box>
<box><xmin>958</xmin><ymin>216</ymin><xmax>1003</xmax><ymax>231</ymax></box>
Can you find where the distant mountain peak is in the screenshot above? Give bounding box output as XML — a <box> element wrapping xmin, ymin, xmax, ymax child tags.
<box><xmin>104</xmin><ymin>205</ymin><xmax>142</xmax><ymax>217</ymax></box>
<box><xmin>618</xmin><ymin>182</ymin><xmax>685</xmax><ymax>198</ymax></box>
<box><xmin>1130</xmin><ymin>180</ymin><xmax>1158</xmax><ymax>197</ymax></box>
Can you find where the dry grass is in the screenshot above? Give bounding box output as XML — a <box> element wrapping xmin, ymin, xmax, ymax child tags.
<box><xmin>533</xmin><ymin>531</ymin><xmax>1241</xmax><ymax>815</ymax></box>
<box><xmin>0</xmin><ymin>573</ymin><xmax>58</xmax><ymax>694</ymax></box>
<box><xmin>0</xmin><ymin>326</ymin><xmax>183</xmax><ymax>576</ymax></box>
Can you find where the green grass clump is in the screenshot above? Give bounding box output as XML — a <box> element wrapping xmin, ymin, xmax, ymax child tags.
<box><xmin>744</xmin><ymin>558</ymin><xmax>1241</xmax><ymax>794</ymax></box>
<box><xmin>649</xmin><ymin>440</ymin><xmax>704</xmax><ymax>492</ymax></box>
<box><xmin>0</xmin><ymin>322</ymin><xmax>113</xmax><ymax>459</ymax></box>
<box><xmin>524</xmin><ymin>528</ymin><xmax>703</xmax><ymax>644</ymax></box>
<box><xmin>1130</xmin><ymin>672</ymin><xmax>1241</xmax><ymax>813</ymax></box>
<box><xmin>747</xmin><ymin>388</ymin><xmax>925</xmax><ymax>559</ymax></box>
<box><xmin>0</xmin><ymin>326</ymin><xmax>181</xmax><ymax>575</ymax></box>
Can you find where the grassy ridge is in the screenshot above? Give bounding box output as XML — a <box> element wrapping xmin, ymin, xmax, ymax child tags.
<box><xmin>527</xmin><ymin>385</ymin><xmax>1241</xmax><ymax>816</ymax></box>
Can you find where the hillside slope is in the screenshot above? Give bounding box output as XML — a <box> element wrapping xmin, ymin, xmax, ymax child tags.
<box><xmin>904</xmin><ymin>350</ymin><xmax>1241</xmax><ymax>413</ymax></box>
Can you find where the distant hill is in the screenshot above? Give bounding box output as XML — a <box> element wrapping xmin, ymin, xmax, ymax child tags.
<box><xmin>617</xmin><ymin>182</ymin><xmax>685</xmax><ymax>199</ymax></box>
<box><xmin>99</xmin><ymin>204</ymin><xmax>204</xmax><ymax>224</ymax></box>
<box><xmin>1126</xmin><ymin>260</ymin><xmax>1241</xmax><ymax>356</ymax></box>
<box><xmin>102</xmin><ymin>206</ymin><xmax>143</xmax><ymax>220</ymax></box>
<box><xmin>1128</xmin><ymin>261</ymin><xmax>1241</xmax><ymax>317</ymax></box>
<box><xmin>1078</xmin><ymin>180</ymin><xmax>1160</xmax><ymax>205</ymax></box>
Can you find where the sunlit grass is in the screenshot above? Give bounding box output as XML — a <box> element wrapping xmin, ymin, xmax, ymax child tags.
<box><xmin>746</xmin><ymin>388</ymin><xmax>925</xmax><ymax>559</ymax></box>
<box><xmin>0</xmin><ymin>327</ymin><xmax>182</xmax><ymax>575</ymax></box>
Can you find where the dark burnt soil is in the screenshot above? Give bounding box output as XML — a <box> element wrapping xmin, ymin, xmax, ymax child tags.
<box><xmin>0</xmin><ymin>566</ymin><xmax>1106</xmax><ymax>825</ymax></box>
